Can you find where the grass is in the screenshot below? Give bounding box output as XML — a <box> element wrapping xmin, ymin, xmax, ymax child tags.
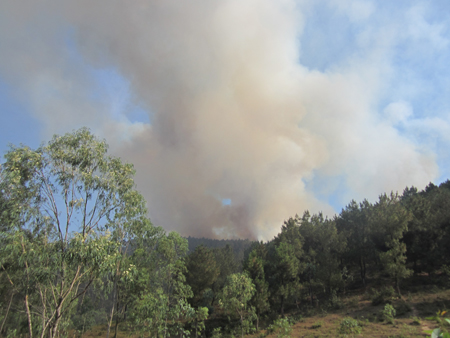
<box><xmin>257</xmin><ymin>278</ymin><xmax>450</xmax><ymax>338</ymax></box>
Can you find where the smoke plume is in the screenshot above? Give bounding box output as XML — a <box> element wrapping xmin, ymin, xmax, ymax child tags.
<box><xmin>0</xmin><ymin>0</ymin><xmax>439</xmax><ymax>240</ymax></box>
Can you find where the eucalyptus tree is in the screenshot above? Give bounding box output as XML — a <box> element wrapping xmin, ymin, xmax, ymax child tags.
<box><xmin>0</xmin><ymin>128</ymin><xmax>152</xmax><ymax>338</ymax></box>
<box><xmin>131</xmin><ymin>232</ymin><xmax>195</xmax><ymax>338</ymax></box>
<box><xmin>219</xmin><ymin>272</ymin><xmax>255</xmax><ymax>338</ymax></box>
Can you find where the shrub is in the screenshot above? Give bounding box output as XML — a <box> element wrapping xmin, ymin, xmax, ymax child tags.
<box><xmin>211</xmin><ymin>328</ymin><xmax>222</xmax><ymax>338</ymax></box>
<box><xmin>328</xmin><ymin>290</ymin><xmax>344</xmax><ymax>310</ymax></box>
<box><xmin>338</xmin><ymin>317</ymin><xmax>362</xmax><ymax>335</ymax></box>
<box><xmin>381</xmin><ymin>304</ymin><xmax>396</xmax><ymax>324</ymax></box>
<box><xmin>266</xmin><ymin>318</ymin><xmax>292</xmax><ymax>338</ymax></box>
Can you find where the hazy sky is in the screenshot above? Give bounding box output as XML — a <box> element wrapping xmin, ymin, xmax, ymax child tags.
<box><xmin>1</xmin><ymin>0</ymin><xmax>449</xmax><ymax>240</ymax></box>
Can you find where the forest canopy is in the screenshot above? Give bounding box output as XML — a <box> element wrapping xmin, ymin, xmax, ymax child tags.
<box><xmin>1</xmin><ymin>128</ymin><xmax>450</xmax><ymax>338</ymax></box>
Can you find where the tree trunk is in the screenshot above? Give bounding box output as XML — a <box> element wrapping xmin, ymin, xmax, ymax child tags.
<box><xmin>106</xmin><ymin>302</ymin><xmax>115</xmax><ymax>338</ymax></box>
<box><xmin>25</xmin><ymin>294</ymin><xmax>33</xmax><ymax>338</ymax></box>
<box><xmin>396</xmin><ymin>277</ymin><xmax>402</xmax><ymax>298</ymax></box>
<box><xmin>240</xmin><ymin>315</ymin><xmax>244</xmax><ymax>338</ymax></box>
<box><xmin>256</xmin><ymin>313</ymin><xmax>259</xmax><ymax>332</ymax></box>
<box><xmin>50</xmin><ymin>307</ymin><xmax>63</xmax><ymax>338</ymax></box>
<box><xmin>113</xmin><ymin>308</ymin><xmax>120</xmax><ymax>338</ymax></box>
<box><xmin>360</xmin><ymin>256</ymin><xmax>366</xmax><ymax>287</ymax></box>
<box><xmin>0</xmin><ymin>292</ymin><xmax>14</xmax><ymax>334</ymax></box>
<box><xmin>107</xmin><ymin>275</ymin><xmax>118</xmax><ymax>338</ymax></box>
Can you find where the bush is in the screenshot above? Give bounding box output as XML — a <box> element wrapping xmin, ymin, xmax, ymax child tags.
<box><xmin>338</xmin><ymin>317</ymin><xmax>362</xmax><ymax>335</ymax></box>
<box><xmin>211</xmin><ymin>328</ymin><xmax>222</xmax><ymax>338</ymax></box>
<box><xmin>381</xmin><ymin>304</ymin><xmax>396</xmax><ymax>324</ymax></box>
<box><xmin>372</xmin><ymin>286</ymin><xmax>396</xmax><ymax>306</ymax></box>
<box><xmin>330</xmin><ymin>291</ymin><xmax>345</xmax><ymax>310</ymax></box>
<box><xmin>266</xmin><ymin>318</ymin><xmax>292</xmax><ymax>338</ymax></box>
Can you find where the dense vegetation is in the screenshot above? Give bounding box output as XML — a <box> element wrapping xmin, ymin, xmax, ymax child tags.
<box><xmin>1</xmin><ymin>128</ymin><xmax>450</xmax><ymax>337</ymax></box>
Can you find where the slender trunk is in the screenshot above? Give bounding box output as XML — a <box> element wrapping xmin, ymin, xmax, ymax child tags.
<box><xmin>194</xmin><ymin>319</ymin><xmax>198</xmax><ymax>338</ymax></box>
<box><xmin>360</xmin><ymin>256</ymin><xmax>366</xmax><ymax>287</ymax></box>
<box><xmin>113</xmin><ymin>303</ymin><xmax>120</xmax><ymax>338</ymax></box>
<box><xmin>25</xmin><ymin>294</ymin><xmax>33</xmax><ymax>338</ymax></box>
<box><xmin>240</xmin><ymin>315</ymin><xmax>244</xmax><ymax>338</ymax></box>
<box><xmin>106</xmin><ymin>301</ymin><xmax>115</xmax><ymax>338</ymax></box>
<box><xmin>396</xmin><ymin>277</ymin><xmax>402</xmax><ymax>298</ymax></box>
<box><xmin>50</xmin><ymin>306</ymin><xmax>62</xmax><ymax>338</ymax></box>
<box><xmin>280</xmin><ymin>295</ymin><xmax>285</xmax><ymax>317</ymax></box>
<box><xmin>39</xmin><ymin>287</ymin><xmax>47</xmax><ymax>338</ymax></box>
<box><xmin>107</xmin><ymin>272</ymin><xmax>119</xmax><ymax>338</ymax></box>
<box><xmin>0</xmin><ymin>292</ymin><xmax>14</xmax><ymax>334</ymax></box>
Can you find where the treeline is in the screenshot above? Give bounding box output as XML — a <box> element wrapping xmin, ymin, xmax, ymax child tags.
<box><xmin>185</xmin><ymin>237</ymin><xmax>253</xmax><ymax>262</ymax></box>
<box><xmin>1</xmin><ymin>128</ymin><xmax>450</xmax><ymax>338</ymax></box>
<box><xmin>182</xmin><ymin>181</ymin><xmax>450</xmax><ymax>335</ymax></box>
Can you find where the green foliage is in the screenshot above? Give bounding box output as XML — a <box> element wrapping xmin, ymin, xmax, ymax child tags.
<box><xmin>266</xmin><ymin>318</ymin><xmax>292</xmax><ymax>338</ymax></box>
<box><xmin>381</xmin><ymin>304</ymin><xmax>397</xmax><ymax>324</ymax></box>
<box><xmin>371</xmin><ymin>286</ymin><xmax>396</xmax><ymax>305</ymax></box>
<box><xmin>211</xmin><ymin>327</ymin><xmax>223</xmax><ymax>338</ymax></box>
<box><xmin>268</xmin><ymin>219</ymin><xmax>302</xmax><ymax>315</ymax></box>
<box><xmin>299</xmin><ymin>212</ymin><xmax>347</xmax><ymax>305</ymax></box>
<box><xmin>189</xmin><ymin>307</ymin><xmax>209</xmax><ymax>338</ymax></box>
<box><xmin>212</xmin><ymin>244</ymin><xmax>240</xmax><ymax>297</ymax></box>
<box><xmin>425</xmin><ymin>310</ymin><xmax>450</xmax><ymax>338</ymax></box>
<box><xmin>131</xmin><ymin>232</ymin><xmax>195</xmax><ymax>338</ymax></box>
<box><xmin>330</xmin><ymin>290</ymin><xmax>345</xmax><ymax>310</ymax></box>
<box><xmin>336</xmin><ymin>200</ymin><xmax>374</xmax><ymax>287</ymax></box>
<box><xmin>244</xmin><ymin>242</ymin><xmax>270</xmax><ymax>330</ymax></box>
<box><xmin>338</xmin><ymin>317</ymin><xmax>362</xmax><ymax>335</ymax></box>
<box><xmin>0</xmin><ymin>128</ymin><xmax>151</xmax><ymax>337</ymax></box>
<box><xmin>186</xmin><ymin>237</ymin><xmax>254</xmax><ymax>263</ymax></box>
<box><xmin>219</xmin><ymin>272</ymin><xmax>256</xmax><ymax>337</ymax></box>
<box><xmin>185</xmin><ymin>245</ymin><xmax>220</xmax><ymax>307</ymax></box>
<box><xmin>371</xmin><ymin>193</ymin><xmax>412</xmax><ymax>296</ymax></box>
<box><xmin>4</xmin><ymin>129</ymin><xmax>450</xmax><ymax>337</ymax></box>
<box><xmin>71</xmin><ymin>294</ymin><xmax>106</xmax><ymax>336</ymax></box>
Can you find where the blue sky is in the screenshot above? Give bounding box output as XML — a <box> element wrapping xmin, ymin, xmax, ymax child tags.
<box><xmin>1</xmin><ymin>0</ymin><xmax>449</xmax><ymax>239</ymax></box>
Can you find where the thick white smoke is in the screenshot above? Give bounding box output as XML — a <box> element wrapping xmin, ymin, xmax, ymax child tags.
<box><xmin>0</xmin><ymin>0</ymin><xmax>439</xmax><ymax>240</ymax></box>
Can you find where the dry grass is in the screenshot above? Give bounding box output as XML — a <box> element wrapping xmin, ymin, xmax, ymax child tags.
<box><xmin>259</xmin><ymin>288</ymin><xmax>450</xmax><ymax>338</ymax></box>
